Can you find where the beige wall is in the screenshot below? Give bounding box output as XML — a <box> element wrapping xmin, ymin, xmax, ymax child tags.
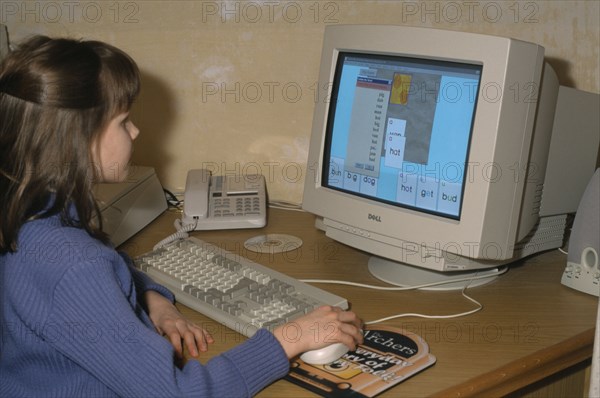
<box><xmin>2</xmin><ymin>0</ymin><xmax>599</xmax><ymax>203</ymax></box>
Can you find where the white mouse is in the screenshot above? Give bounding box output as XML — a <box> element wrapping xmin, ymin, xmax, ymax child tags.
<box><xmin>300</xmin><ymin>343</ymin><xmax>349</xmax><ymax>365</ymax></box>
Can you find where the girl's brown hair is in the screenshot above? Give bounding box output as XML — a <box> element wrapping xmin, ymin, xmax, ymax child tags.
<box><xmin>0</xmin><ymin>36</ymin><xmax>140</xmax><ymax>253</ymax></box>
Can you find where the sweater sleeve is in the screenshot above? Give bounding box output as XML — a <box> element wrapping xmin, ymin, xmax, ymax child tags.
<box><xmin>46</xmin><ymin>259</ymin><xmax>290</xmax><ymax>397</ymax></box>
<box><xmin>118</xmin><ymin>250</ymin><xmax>175</xmax><ymax>303</ymax></box>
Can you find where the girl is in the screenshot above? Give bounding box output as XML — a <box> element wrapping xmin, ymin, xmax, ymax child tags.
<box><xmin>0</xmin><ymin>36</ymin><xmax>363</xmax><ymax>397</ymax></box>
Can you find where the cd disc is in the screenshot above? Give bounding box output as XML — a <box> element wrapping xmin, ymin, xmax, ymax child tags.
<box><xmin>244</xmin><ymin>234</ymin><xmax>303</xmax><ymax>253</ymax></box>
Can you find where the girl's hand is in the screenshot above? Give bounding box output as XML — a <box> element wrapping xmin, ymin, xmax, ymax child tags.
<box><xmin>144</xmin><ymin>290</ymin><xmax>214</xmax><ymax>358</ymax></box>
<box><xmin>273</xmin><ymin>306</ymin><xmax>363</xmax><ymax>359</ymax></box>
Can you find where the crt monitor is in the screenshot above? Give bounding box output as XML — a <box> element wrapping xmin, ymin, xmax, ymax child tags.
<box><xmin>302</xmin><ymin>25</ymin><xmax>599</xmax><ymax>288</ymax></box>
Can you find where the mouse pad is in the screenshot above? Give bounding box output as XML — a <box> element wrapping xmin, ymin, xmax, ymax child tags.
<box><xmin>285</xmin><ymin>325</ymin><xmax>436</xmax><ymax>397</ymax></box>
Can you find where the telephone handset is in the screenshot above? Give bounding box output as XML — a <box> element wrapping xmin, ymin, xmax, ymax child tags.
<box><xmin>182</xmin><ymin>169</ymin><xmax>267</xmax><ymax>230</ymax></box>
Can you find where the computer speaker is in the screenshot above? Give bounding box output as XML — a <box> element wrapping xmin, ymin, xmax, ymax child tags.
<box><xmin>561</xmin><ymin>168</ymin><xmax>600</xmax><ymax>296</ymax></box>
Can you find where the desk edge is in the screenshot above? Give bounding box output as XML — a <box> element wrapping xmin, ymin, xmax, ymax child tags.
<box><xmin>431</xmin><ymin>328</ymin><xmax>596</xmax><ymax>398</ymax></box>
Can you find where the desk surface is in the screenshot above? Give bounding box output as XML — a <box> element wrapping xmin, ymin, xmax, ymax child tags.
<box><xmin>122</xmin><ymin>208</ymin><xmax>598</xmax><ymax>397</ymax></box>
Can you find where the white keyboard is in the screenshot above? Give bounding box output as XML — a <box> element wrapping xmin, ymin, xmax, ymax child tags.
<box><xmin>134</xmin><ymin>237</ymin><xmax>348</xmax><ymax>336</ymax></box>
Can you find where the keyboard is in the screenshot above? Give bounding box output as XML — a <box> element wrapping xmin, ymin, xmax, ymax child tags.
<box><xmin>134</xmin><ymin>237</ymin><xmax>348</xmax><ymax>337</ymax></box>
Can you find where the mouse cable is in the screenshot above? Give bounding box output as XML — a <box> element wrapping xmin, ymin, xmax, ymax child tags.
<box><xmin>301</xmin><ymin>267</ymin><xmax>509</xmax><ymax>324</ymax></box>
<box><xmin>363</xmin><ymin>284</ymin><xmax>483</xmax><ymax>325</ymax></box>
<box><xmin>301</xmin><ymin>266</ymin><xmax>508</xmax><ymax>291</ymax></box>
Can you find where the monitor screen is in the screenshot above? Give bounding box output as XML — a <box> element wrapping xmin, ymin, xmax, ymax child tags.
<box><xmin>323</xmin><ymin>52</ymin><xmax>482</xmax><ymax>219</ymax></box>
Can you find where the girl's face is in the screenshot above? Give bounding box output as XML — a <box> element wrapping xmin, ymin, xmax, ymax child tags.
<box><xmin>93</xmin><ymin>112</ymin><xmax>140</xmax><ymax>182</ymax></box>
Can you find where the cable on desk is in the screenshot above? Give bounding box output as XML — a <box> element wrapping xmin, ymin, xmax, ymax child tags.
<box><xmin>301</xmin><ymin>266</ymin><xmax>508</xmax><ymax>291</ymax></box>
<box><xmin>364</xmin><ymin>284</ymin><xmax>483</xmax><ymax>325</ymax></box>
<box><xmin>268</xmin><ymin>200</ymin><xmax>304</xmax><ymax>212</ymax></box>
<box><xmin>302</xmin><ymin>267</ymin><xmax>509</xmax><ymax>324</ymax></box>
<box><xmin>163</xmin><ymin>188</ymin><xmax>182</xmax><ymax>209</ymax></box>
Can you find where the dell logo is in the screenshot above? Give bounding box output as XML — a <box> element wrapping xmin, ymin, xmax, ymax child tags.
<box><xmin>368</xmin><ymin>213</ymin><xmax>381</xmax><ymax>222</ymax></box>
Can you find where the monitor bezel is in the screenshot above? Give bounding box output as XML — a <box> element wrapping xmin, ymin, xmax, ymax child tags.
<box><xmin>303</xmin><ymin>25</ymin><xmax>545</xmax><ymax>262</ymax></box>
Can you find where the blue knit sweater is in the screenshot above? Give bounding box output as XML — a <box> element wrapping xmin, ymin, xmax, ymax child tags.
<box><xmin>0</xmin><ymin>212</ymin><xmax>290</xmax><ymax>397</ymax></box>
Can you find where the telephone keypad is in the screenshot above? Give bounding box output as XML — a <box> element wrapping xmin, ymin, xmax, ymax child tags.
<box><xmin>213</xmin><ymin>196</ymin><xmax>261</xmax><ymax>218</ymax></box>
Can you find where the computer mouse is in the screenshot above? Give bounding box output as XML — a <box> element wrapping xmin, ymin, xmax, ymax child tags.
<box><xmin>300</xmin><ymin>343</ymin><xmax>349</xmax><ymax>365</ymax></box>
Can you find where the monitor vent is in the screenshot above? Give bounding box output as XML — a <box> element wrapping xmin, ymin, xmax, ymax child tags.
<box><xmin>513</xmin><ymin>214</ymin><xmax>567</xmax><ymax>256</ymax></box>
<box><xmin>531</xmin><ymin>183</ymin><xmax>544</xmax><ymax>215</ymax></box>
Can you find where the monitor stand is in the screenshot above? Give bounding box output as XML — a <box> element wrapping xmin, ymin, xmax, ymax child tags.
<box><xmin>368</xmin><ymin>256</ymin><xmax>502</xmax><ymax>291</ymax></box>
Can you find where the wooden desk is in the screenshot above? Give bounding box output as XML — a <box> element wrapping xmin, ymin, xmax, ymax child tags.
<box><xmin>122</xmin><ymin>208</ymin><xmax>598</xmax><ymax>397</ymax></box>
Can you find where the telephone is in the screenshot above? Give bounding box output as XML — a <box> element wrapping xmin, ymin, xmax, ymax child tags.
<box><xmin>182</xmin><ymin>169</ymin><xmax>267</xmax><ymax>230</ymax></box>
